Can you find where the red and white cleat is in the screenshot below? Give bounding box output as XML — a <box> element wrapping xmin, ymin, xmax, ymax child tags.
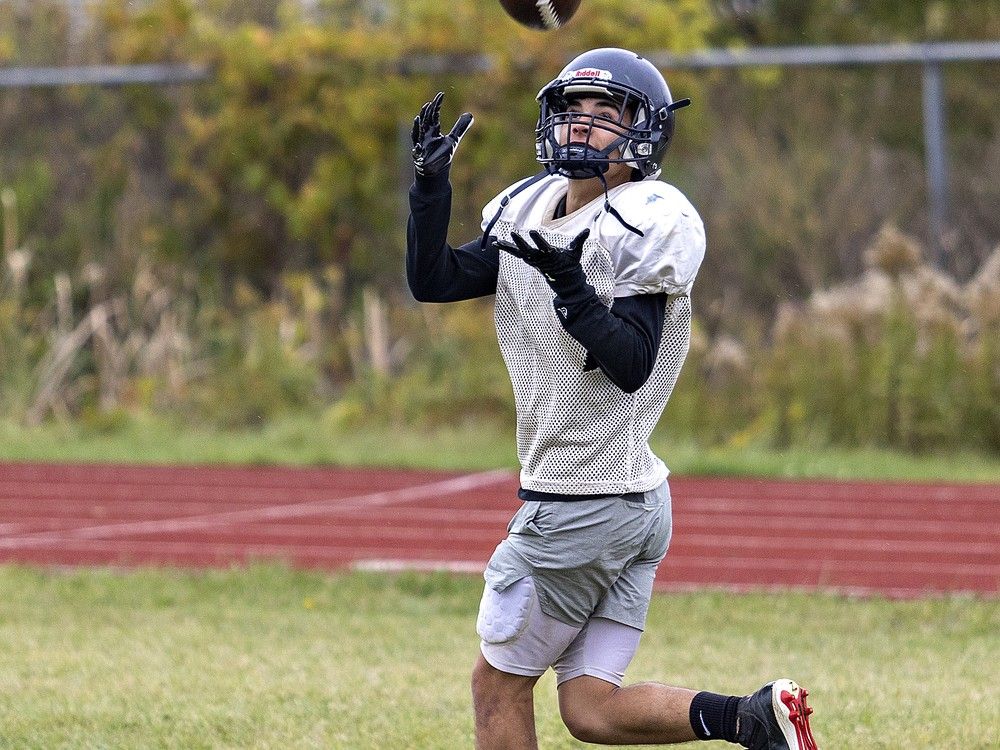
<box><xmin>737</xmin><ymin>678</ymin><xmax>820</xmax><ymax>750</ymax></box>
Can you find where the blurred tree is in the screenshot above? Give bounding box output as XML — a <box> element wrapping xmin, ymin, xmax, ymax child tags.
<box><xmin>694</xmin><ymin>0</ymin><xmax>999</xmax><ymax>324</ymax></box>
<box><xmin>1</xmin><ymin>0</ymin><xmax>998</xmax><ymax>447</ymax></box>
<box><xmin>159</xmin><ymin>0</ymin><xmax>714</xmax><ymax>299</ymax></box>
<box><xmin>0</xmin><ymin>0</ymin><xmax>995</xmax><ymax>324</ymax></box>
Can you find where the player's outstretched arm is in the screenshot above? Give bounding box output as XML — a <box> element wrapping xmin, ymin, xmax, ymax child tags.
<box><xmin>406</xmin><ymin>92</ymin><xmax>499</xmax><ymax>303</ymax></box>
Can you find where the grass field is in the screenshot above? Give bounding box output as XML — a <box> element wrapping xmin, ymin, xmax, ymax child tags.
<box><xmin>2</xmin><ymin>420</ymin><xmax>997</xmax><ymax>747</ymax></box>
<box><xmin>2</xmin><ymin>416</ymin><xmax>1000</xmax><ymax>482</ymax></box>
<box><xmin>1</xmin><ymin>565</ymin><xmax>997</xmax><ymax>749</ymax></box>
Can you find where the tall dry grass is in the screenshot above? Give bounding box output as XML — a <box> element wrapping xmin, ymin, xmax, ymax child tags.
<box><xmin>675</xmin><ymin>225</ymin><xmax>1000</xmax><ymax>452</ymax></box>
<box><xmin>3</xmin><ymin>180</ymin><xmax>998</xmax><ymax>453</ymax></box>
<box><xmin>0</xmin><ymin>189</ymin><xmax>353</xmax><ymax>429</ymax></box>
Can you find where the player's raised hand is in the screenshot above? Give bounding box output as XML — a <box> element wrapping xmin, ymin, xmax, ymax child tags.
<box><xmin>495</xmin><ymin>228</ymin><xmax>590</xmax><ymax>294</ymax></box>
<box><xmin>411</xmin><ymin>92</ymin><xmax>474</xmax><ymax>177</ymax></box>
<box><xmin>497</xmin><ymin>228</ymin><xmax>589</xmax><ymax>277</ymax></box>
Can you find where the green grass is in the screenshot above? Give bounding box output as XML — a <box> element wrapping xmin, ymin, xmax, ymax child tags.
<box><xmin>0</xmin><ymin>416</ymin><xmax>516</xmax><ymax>471</ymax></box>
<box><xmin>0</xmin><ymin>565</ymin><xmax>996</xmax><ymax>749</ymax></box>
<box><xmin>1</xmin><ymin>416</ymin><xmax>999</xmax><ymax>482</ymax></box>
<box><xmin>653</xmin><ymin>441</ymin><xmax>1000</xmax><ymax>483</ymax></box>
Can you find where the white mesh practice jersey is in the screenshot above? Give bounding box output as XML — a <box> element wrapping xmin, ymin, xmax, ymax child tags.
<box><xmin>481</xmin><ymin>173</ymin><xmax>706</xmax><ymax>495</ymax></box>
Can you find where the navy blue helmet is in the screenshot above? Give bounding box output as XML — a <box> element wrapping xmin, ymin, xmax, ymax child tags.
<box><xmin>535</xmin><ymin>48</ymin><xmax>690</xmax><ymax>179</ymax></box>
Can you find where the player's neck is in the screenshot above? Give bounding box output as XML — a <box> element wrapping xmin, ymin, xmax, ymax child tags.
<box><xmin>564</xmin><ymin>169</ymin><xmax>632</xmax><ymax>215</ymax></box>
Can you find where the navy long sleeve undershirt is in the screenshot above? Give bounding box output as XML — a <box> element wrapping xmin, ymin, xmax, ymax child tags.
<box><xmin>406</xmin><ymin>171</ymin><xmax>500</xmax><ymax>302</ymax></box>
<box><xmin>406</xmin><ymin>171</ymin><xmax>667</xmax><ymax>393</ymax></box>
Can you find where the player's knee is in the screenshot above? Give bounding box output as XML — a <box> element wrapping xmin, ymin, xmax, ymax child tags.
<box><xmin>471</xmin><ymin>656</ymin><xmax>511</xmax><ymax>709</ymax></box>
<box><xmin>471</xmin><ymin>656</ymin><xmax>494</xmax><ymax>705</ymax></box>
<box><xmin>560</xmin><ymin>702</ymin><xmax>609</xmax><ymax>744</ymax></box>
<box><xmin>558</xmin><ymin>678</ymin><xmax>619</xmax><ymax>743</ymax></box>
<box><xmin>472</xmin><ymin>655</ymin><xmax>536</xmax><ymax>701</ymax></box>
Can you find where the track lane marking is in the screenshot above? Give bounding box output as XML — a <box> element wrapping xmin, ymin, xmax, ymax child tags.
<box><xmin>2</xmin><ymin>463</ymin><xmax>997</xmax><ymax>597</ymax></box>
<box><xmin>0</xmin><ymin>469</ymin><xmax>514</xmax><ymax>550</ymax></box>
<box><xmin>7</xmin><ymin>538</ymin><xmax>997</xmax><ymax>578</ymax></box>
<box><xmin>0</xmin><ymin>513</ymin><xmax>994</xmax><ymax>546</ymax></box>
<box><xmin>46</xmin><ymin>522</ymin><xmax>992</xmax><ymax>558</ymax></box>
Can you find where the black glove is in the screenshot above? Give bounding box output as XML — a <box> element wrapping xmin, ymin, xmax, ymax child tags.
<box><xmin>495</xmin><ymin>228</ymin><xmax>591</xmax><ymax>298</ymax></box>
<box><xmin>411</xmin><ymin>92</ymin><xmax>474</xmax><ymax>177</ymax></box>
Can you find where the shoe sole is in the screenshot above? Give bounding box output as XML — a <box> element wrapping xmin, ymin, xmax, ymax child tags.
<box><xmin>772</xmin><ymin>679</ymin><xmax>819</xmax><ymax>750</ymax></box>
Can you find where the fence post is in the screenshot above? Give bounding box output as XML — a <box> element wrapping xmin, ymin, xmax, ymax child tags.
<box><xmin>921</xmin><ymin>59</ymin><xmax>949</xmax><ymax>267</ymax></box>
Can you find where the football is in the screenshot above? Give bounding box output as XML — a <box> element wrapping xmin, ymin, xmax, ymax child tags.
<box><xmin>498</xmin><ymin>0</ymin><xmax>582</xmax><ymax>30</ymax></box>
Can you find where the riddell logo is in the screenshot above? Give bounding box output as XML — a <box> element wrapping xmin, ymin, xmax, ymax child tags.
<box><xmin>566</xmin><ymin>68</ymin><xmax>612</xmax><ymax>80</ymax></box>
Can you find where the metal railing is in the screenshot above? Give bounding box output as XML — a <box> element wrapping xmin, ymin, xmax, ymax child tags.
<box><xmin>646</xmin><ymin>41</ymin><xmax>1000</xmax><ymax>265</ymax></box>
<box><xmin>0</xmin><ymin>64</ymin><xmax>210</xmax><ymax>88</ymax></box>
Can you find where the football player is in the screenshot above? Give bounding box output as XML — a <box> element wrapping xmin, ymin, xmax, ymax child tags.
<box><xmin>406</xmin><ymin>47</ymin><xmax>819</xmax><ymax>750</ymax></box>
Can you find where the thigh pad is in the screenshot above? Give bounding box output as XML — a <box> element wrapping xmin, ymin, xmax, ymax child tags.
<box><xmin>476</xmin><ymin>577</ymin><xmax>536</xmax><ymax>645</ymax></box>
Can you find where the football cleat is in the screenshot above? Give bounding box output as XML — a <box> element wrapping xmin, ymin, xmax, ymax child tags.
<box><xmin>736</xmin><ymin>679</ymin><xmax>819</xmax><ymax>750</ymax></box>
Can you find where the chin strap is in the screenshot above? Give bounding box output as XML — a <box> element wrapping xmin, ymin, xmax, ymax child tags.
<box><xmin>556</xmin><ymin>132</ymin><xmax>646</xmax><ymax>239</ymax></box>
<box><xmin>596</xmin><ymin>169</ymin><xmax>644</xmax><ymax>238</ymax></box>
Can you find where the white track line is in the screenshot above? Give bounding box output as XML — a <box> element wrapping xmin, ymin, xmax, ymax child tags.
<box><xmin>676</xmin><ymin>498</ymin><xmax>995</xmax><ymax>517</ymax></box>
<box><xmin>27</xmin><ymin>519</ymin><xmax>984</xmax><ymax>558</ymax></box>
<box><xmin>678</xmin><ymin>484</ymin><xmax>1000</xmax><ymax>502</ymax></box>
<box><xmin>0</xmin><ymin>469</ymin><xmax>513</xmax><ymax>551</ymax></box>
<box><xmin>354</xmin><ymin>559</ymin><xmax>486</xmax><ymax>574</ymax></box>
<box><xmin>661</xmin><ymin>555</ymin><xmax>999</xmax><ymax>576</ymax></box>
<box><xmin>674</xmin><ymin>534</ymin><xmax>997</xmax><ymax>557</ymax></box>
<box><xmin>12</xmin><ymin>538</ymin><xmax>996</xmax><ymax>578</ymax></box>
<box><xmin>2</xmin><ymin>509</ymin><xmax>993</xmax><ymax>541</ymax></box>
<box><xmin>0</xmin><ymin>485</ymin><xmax>410</xmax><ymax>505</ymax></box>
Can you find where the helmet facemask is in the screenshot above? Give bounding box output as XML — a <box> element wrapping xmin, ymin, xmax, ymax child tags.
<box><xmin>536</xmin><ymin>82</ymin><xmax>659</xmax><ymax>180</ymax></box>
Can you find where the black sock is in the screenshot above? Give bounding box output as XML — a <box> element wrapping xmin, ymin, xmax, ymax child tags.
<box><xmin>689</xmin><ymin>691</ymin><xmax>742</xmax><ymax>743</ymax></box>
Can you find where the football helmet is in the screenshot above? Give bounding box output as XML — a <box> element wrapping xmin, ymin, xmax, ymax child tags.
<box><xmin>535</xmin><ymin>48</ymin><xmax>690</xmax><ymax>180</ymax></box>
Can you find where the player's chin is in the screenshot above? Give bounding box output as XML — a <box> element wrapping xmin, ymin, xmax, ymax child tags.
<box><xmin>607</xmin><ymin>160</ymin><xmax>637</xmax><ymax>182</ymax></box>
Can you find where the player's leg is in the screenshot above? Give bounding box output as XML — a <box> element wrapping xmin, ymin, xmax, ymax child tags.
<box><xmin>555</xmin><ymin>482</ymin><xmax>820</xmax><ymax>748</ymax></box>
<box><xmin>555</xmin><ymin>616</ymin><xmax>699</xmax><ymax>744</ymax></box>
<box><xmin>560</xmin><ymin>678</ymin><xmax>699</xmax><ymax>743</ymax></box>
<box><xmin>558</xmin><ymin>665</ymin><xmax>819</xmax><ymax>748</ymax></box>
<box><xmin>553</xmin><ymin>614</ymin><xmax>818</xmax><ymax>748</ymax></box>
<box><xmin>473</xmin><ymin>575</ymin><xmax>583</xmax><ymax>750</ymax></box>
<box><xmin>471</xmin><ymin>655</ymin><xmax>540</xmax><ymax>750</ymax></box>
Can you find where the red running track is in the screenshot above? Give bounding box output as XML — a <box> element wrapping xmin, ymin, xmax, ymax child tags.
<box><xmin>0</xmin><ymin>462</ymin><xmax>997</xmax><ymax>598</ymax></box>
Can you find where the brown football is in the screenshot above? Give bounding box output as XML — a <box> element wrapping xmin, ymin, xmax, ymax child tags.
<box><xmin>498</xmin><ymin>0</ymin><xmax>582</xmax><ymax>30</ymax></box>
